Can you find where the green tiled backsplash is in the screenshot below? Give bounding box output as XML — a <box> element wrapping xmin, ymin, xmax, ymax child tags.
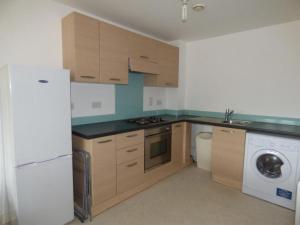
<box><xmin>71</xmin><ymin>73</ymin><xmax>300</xmax><ymax>126</ymax></box>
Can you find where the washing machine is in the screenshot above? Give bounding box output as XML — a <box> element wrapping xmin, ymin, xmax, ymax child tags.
<box><xmin>243</xmin><ymin>132</ymin><xmax>300</xmax><ymax>210</ymax></box>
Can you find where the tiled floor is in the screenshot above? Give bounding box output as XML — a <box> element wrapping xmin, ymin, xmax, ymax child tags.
<box><xmin>69</xmin><ymin>166</ymin><xmax>294</xmax><ymax>225</ymax></box>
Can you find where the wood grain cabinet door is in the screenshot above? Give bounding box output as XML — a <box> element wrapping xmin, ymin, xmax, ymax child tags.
<box><xmin>128</xmin><ymin>32</ymin><xmax>159</xmax><ymax>75</ymax></box>
<box><xmin>117</xmin><ymin>157</ymin><xmax>144</xmax><ymax>194</ymax></box>
<box><xmin>171</xmin><ymin>123</ymin><xmax>185</xmax><ymax>166</ymax></box>
<box><xmin>91</xmin><ymin>136</ymin><xmax>117</xmax><ymax>205</ymax></box>
<box><xmin>99</xmin><ymin>22</ymin><xmax>129</xmax><ymax>84</ymax></box>
<box><xmin>144</xmin><ymin>42</ymin><xmax>179</xmax><ymax>87</ymax></box>
<box><xmin>62</xmin><ymin>12</ymin><xmax>100</xmax><ymax>83</ymax></box>
<box><xmin>157</xmin><ymin>42</ymin><xmax>179</xmax><ymax>87</ymax></box>
<box><xmin>211</xmin><ymin>127</ymin><xmax>246</xmax><ymax>190</ymax></box>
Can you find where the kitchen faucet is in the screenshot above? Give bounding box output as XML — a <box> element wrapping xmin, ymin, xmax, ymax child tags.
<box><xmin>224</xmin><ymin>109</ymin><xmax>234</xmax><ymax>123</ymax></box>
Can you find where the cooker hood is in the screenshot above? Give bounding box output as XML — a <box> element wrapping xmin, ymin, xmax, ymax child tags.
<box><xmin>128</xmin><ymin>57</ymin><xmax>159</xmax><ymax>75</ymax></box>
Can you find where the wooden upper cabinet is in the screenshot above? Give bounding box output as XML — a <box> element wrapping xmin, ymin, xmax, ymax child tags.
<box><xmin>62</xmin><ymin>12</ymin><xmax>100</xmax><ymax>83</ymax></box>
<box><xmin>99</xmin><ymin>22</ymin><xmax>129</xmax><ymax>84</ymax></box>
<box><xmin>128</xmin><ymin>32</ymin><xmax>159</xmax><ymax>75</ymax></box>
<box><xmin>158</xmin><ymin>42</ymin><xmax>179</xmax><ymax>87</ymax></box>
<box><xmin>144</xmin><ymin>42</ymin><xmax>179</xmax><ymax>87</ymax></box>
<box><xmin>62</xmin><ymin>12</ymin><xmax>179</xmax><ymax>86</ymax></box>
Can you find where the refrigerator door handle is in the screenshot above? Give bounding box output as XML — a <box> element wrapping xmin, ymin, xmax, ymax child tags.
<box><xmin>16</xmin><ymin>162</ymin><xmax>37</xmax><ymax>169</ymax></box>
<box><xmin>56</xmin><ymin>154</ymin><xmax>72</xmax><ymax>159</ymax></box>
<box><xmin>16</xmin><ymin>154</ymin><xmax>72</xmax><ymax>169</ymax></box>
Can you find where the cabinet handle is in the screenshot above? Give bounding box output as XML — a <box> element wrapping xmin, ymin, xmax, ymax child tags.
<box><xmin>126</xmin><ymin>134</ymin><xmax>138</xmax><ymax>138</ymax></box>
<box><xmin>175</xmin><ymin>124</ymin><xmax>182</xmax><ymax>128</ymax></box>
<box><xmin>165</xmin><ymin>82</ymin><xmax>172</xmax><ymax>86</ymax></box>
<box><xmin>109</xmin><ymin>78</ymin><xmax>121</xmax><ymax>81</ymax></box>
<box><xmin>80</xmin><ymin>76</ymin><xmax>95</xmax><ymax>79</ymax></box>
<box><xmin>97</xmin><ymin>139</ymin><xmax>112</xmax><ymax>144</ymax></box>
<box><xmin>140</xmin><ymin>55</ymin><xmax>149</xmax><ymax>60</ymax></box>
<box><xmin>220</xmin><ymin>129</ymin><xmax>234</xmax><ymax>134</ymax></box>
<box><xmin>126</xmin><ymin>148</ymin><xmax>138</xmax><ymax>153</ymax></box>
<box><xmin>126</xmin><ymin>162</ymin><xmax>138</xmax><ymax>168</ymax></box>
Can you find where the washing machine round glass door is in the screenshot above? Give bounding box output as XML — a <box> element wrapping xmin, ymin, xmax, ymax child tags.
<box><xmin>252</xmin><ymin>150</ymin><xmax>292</xmax><ymax>182</ymax></box>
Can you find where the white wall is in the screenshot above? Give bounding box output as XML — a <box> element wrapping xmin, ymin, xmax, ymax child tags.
<box><xmin>71</xmin><ymin>83</ymin><xmax>115</xmax><ymax>117</ymax></box>
<box><xmin>0</xmin><ymin>0</ymin><xmax>166</xmax><ymax>118</ymax></box>
<box><xmin>166</xmin><ymin>40</ymin><xmax>187</xmax><ymax>110</ymax></box>
<box><xmin>185</xmin><ymin>20</ymin><xmax>300</xmax><ymax>118</ymax></box>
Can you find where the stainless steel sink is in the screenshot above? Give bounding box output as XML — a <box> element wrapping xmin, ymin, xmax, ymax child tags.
<box><xmin>193</xmin><ymin>117</ymin><xmax>251</xmax><ymax>126</ymax></box>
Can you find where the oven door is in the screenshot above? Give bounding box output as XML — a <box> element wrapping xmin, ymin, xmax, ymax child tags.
<box><xmin>145</xmin><ymin>132</ymin><xmax>171</xmax><ymax>171</ymax></box>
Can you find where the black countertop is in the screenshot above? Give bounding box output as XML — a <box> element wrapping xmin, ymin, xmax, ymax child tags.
<box><xmin>72</xmin><ymin>115</ymin><xmax>300</xmax><ymax>139</ymax></box>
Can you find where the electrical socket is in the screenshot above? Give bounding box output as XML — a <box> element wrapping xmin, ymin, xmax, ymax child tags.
<box><xmin>149</xmin><ymin>97</ymin><xmax>153</xmax><ymax>106</ymax></box>
<box><xmin>92</xmin><ymin>101</ymin><xmax>102</xmax><ymax>109</ymax></box>
<box><xmin>156</xmin><ymin>99</ymin><xmax>162</xmax><ymax>106</ymax></box>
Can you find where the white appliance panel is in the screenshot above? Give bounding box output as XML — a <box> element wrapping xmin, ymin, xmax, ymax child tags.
<box><xmin>10</xmin><ymin>66</ymin><xmax>72</xmax><ymax>166</ymax></box>
<box><xmin>15</xmin><ymin>155</ymin><xmax>74</xmax><ymax>225</ymax></box>
<box><xmin>243</xmin><ymin>133</ymin><xmax>300</xmax><ymax>210</ymax></box>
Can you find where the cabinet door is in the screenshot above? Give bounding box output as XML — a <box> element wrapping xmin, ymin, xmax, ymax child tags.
<box><xmin>157</xmin><ymin>63</ymin><xmax>179</xmax><ymax>87</ymax></box>
<box><xmin>158</xmin><ymin>42</ymin><xmax>179</xmax><ymax>87</ymax></box>
<box><xmin>144</xmin><ymin>42</ymin><xmax>179</xmax><ymax>87</ymax></box>
<box><xmin>171</xmin><ymin>123</ymin><xmax>185</xmax><ymax>166</ymax></box>
<box><xmin>128</xmin><ymin>32</ymin><xmax>159</xmax><ymax>74</ymax></box>
<box><xmin>99</xmin><ymin>22</ymin><xmax>129</xmax><ymax>84</ymax></box>
<box><xmin>211</xmin><ymin>127</ymin><xmax>246</xmax><ymax>190</ymax></box>
<box><xmin>62</xmin><ymin>12</ymin><xmax>100</xmax><ymax>83</ymax></box>
<box><xmin>117</xmin><ymin>157</ymin><xmax>144</xmax><ymax>194</ymax></box>
<box><xmin>128</xmin><ymin>32</ymin><xmax>157</xmax><ymax>62</ymax></box>
<box><xmin>92</xmin><ymin>136</ymin><xmax>116</xmax><ymax>205</ymax></box>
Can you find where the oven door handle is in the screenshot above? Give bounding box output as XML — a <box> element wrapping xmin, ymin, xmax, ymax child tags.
<box><xmin>145</xmin><ymin>131</ymin><xmax>171</xmax><ymax>138</ymax></box>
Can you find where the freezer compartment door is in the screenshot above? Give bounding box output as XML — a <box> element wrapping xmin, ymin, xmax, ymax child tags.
<box><xmin>10</xmin><ymin>66</ymin><xmax>72</xmax><ymax>166</ymax></box>
<box><xmin>15</xmin><ymin>155</ymin><xmax>74</xmax><ymax>225</ymax></box>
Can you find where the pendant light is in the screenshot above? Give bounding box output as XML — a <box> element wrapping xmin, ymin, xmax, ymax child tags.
<box><xmin>180</xmin><ymin>0</ymin><xmax>206</xmax><ymax>23</ymax></box>
<box><xmin>181</xmin><ymin>0</ymin><xmax>189</xmax><ymax>22</ymax></box>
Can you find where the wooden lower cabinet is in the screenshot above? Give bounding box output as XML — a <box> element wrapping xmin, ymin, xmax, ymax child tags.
<box><xmin>211</xmin><ymin>126</ymin><xmax>246</xmax><ymax>190</ymax></box>
<box><xmin>117</xmin><ymin>157</ymin><xmax>144</xmax><ymax>194</ymax></box>
<box><xmin>172</xmin><ymin>123</ymin><xmax>184</xmax><ymax>166</ymax></box>
<box><xmin>92</xmin><ymin>136</ymin><xmax>117</xmax><ymax>205</ymax></box>
<box><xmin>72</xmin><ymin>124</ymin><xmax>192</xmax><ymax>217</ymax></box>
<box><xmin>171</xmin><ymin>122</ymin><xmax>192</xmax><ymax>167</ymax></box>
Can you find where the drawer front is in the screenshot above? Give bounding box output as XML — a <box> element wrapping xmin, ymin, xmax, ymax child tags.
<box><xmin>117</xmin><ymin>144</ymin><xmax>144</xmax><ymax>165</ymax></box>
<box><xmin>116</xmin><ymin>130</ymin><xmax>144</xmax><ymax>149</ymax></box>
<box><xmin>117</xmin><ymin>157</ymin><xmax>144</xmax><ymax>194</ymax></box>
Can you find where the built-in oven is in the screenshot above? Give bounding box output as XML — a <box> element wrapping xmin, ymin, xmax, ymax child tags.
<box><xmin>144</xmin><ymin>125</ymin><xmax>171</xmax><ymax>171</ymax></box>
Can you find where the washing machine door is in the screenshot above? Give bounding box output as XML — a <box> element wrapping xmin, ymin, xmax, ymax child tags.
<box><xmin>252</xmin><ymin>150</ymin><xmax>291</xmax><ymax>182</ymax></box>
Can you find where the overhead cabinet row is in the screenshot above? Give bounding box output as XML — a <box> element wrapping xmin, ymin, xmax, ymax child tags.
<box><xmin>62</xmin><ymin>12</ymin><xmax>179</xmax><ymax>87</ymax></box>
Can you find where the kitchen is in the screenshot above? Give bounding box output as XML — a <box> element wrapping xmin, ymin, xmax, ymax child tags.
<box><xmin>1</xmin><ymin>0</ymin><xmax>300</xmax><ymax>225</ymax></box>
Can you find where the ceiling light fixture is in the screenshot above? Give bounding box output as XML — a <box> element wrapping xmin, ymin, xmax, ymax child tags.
<box><xmin>180</xmin><ymin>1</ymin><xmax>206</xmax><ymax>23</ymax></box>
<box><xmin>181</xmin><ymin>0</ymin><xmax>189</xmax><ymax>23</ymax></box>
<box><xmin>192</xmin><ymin>3</ymin><xmax>206</xmax><ymax>12</ymax></box>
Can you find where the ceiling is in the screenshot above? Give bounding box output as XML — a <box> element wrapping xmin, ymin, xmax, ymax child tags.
<box><xmin>56</xmin><ymin>0</ymin><xmax>300</xmax><ymax>41</ymax></box>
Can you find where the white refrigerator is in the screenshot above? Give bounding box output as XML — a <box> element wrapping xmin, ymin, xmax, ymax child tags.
<box><xmin>0</xmin><ymin>65</ymin><xmax>74</xmax><ymax>225</ymax></box>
